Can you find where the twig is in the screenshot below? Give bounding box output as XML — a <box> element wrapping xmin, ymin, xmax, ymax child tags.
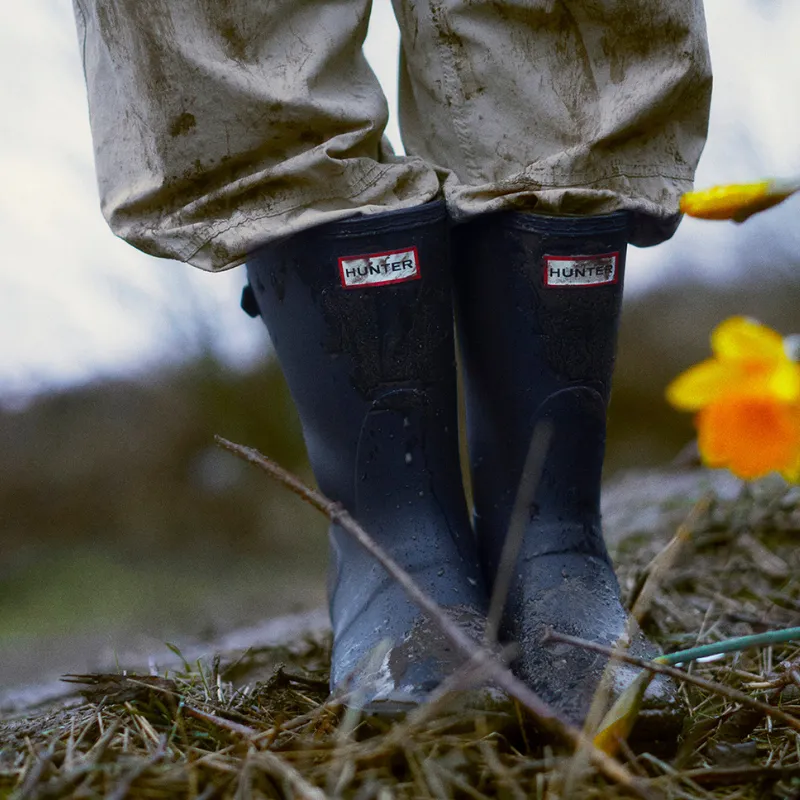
<box><xmin>658</xmin><ymin>764</ymin><xmax>800</xmax><ymax>787</ymax></box>
<box><xmin>545</xmin><ymin>631</ymin><xmax>800</xmax><ymax>733</ymax></box>
<box><xmin>251</xmin><ymin>750</ymin><xmax>328</xmax><ymax>800</ymax></box>
<box><xmin>250</xmin><ymin>697</ymin><xmax>345</xmax><ymax>745</ymax></box>
<box><xmin>106</xmin><ymin>737</ymin><xmax>167</xmax><ymax>800</ymax></box>
<box><xmin>215</xmin><ymin>436</ymin><xmax>653</xmax><ymax>799</ymax></box>
<box><xmin>485</xmin><ymin>422</ymin><xmax>552</xmax><ymax>642</ymax></box>
<box><xmin>628</xmin><ymin>494</ymin><xmax>710</xmax><ymax>628</ymax></box>
<box><xmin>183</xmin><ymin>705</ymin><xmax>259</xmax><ymax>738</ymax></box>
<box><xmin>16</xmin><ymin>739</ymin><xmax>57</xmax><ymax>800</ymax></box>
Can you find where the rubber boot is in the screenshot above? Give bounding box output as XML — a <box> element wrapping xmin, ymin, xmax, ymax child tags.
<box><xmin>243</xmin><ymin>203</ymin><xmax>492</xmax><ymax>713</ymax></box>
<box><xmin>453</xmin><ymin>211</ymin><xmax>678</xmax><ymax>729</ymax></box>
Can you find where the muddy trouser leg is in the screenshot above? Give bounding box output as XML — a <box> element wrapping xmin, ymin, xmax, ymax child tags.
<box><xmin>71</xmin><ymin>0</ymin><xmax>441</xmax><ymax>271</ymax></box>
<box><xmin>393</xmin><ymin>0</ymin><xmax>712</xmax><ymax>245</ymax></box>
<box><xmin>73</xmin><ymin>0</ymin><xmax>712</xmax><ymax>265</ymax></box>
<box><xmin>391</xmin><ymin>0</ymin><xmax>712</xmax><ymax>728</ymax></box>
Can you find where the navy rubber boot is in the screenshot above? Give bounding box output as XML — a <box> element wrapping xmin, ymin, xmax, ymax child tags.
<box><xmin>453</xmin><ymin>212</ymin><xmax>678</xmax><ymax>728</ymax></box>
<box><xmin>243</xmin><ymin>203</ymin><xmax>493</xmax><ymax>713</ymax></box>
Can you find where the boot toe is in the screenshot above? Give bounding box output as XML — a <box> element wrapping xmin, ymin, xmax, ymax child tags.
<box><xmin>505</xmin><ymin>555</ymin><xmax>686</xmax><ymax>739</ymax></box>
<box><xmin>333</xmin><ymin>605</ymin><xmax>515</xmax><ymax>718</ymax></box>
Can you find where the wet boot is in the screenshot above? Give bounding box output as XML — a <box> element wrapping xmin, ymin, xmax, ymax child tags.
<box><xmin>453</xmin><ymin>211</ymin><xmax>678</xmax><ymax>729</ymax></box>
<box><xmin>243</xmin><ymin>202</ymin><xmax>491</xmax><ymax>713</ymax></box>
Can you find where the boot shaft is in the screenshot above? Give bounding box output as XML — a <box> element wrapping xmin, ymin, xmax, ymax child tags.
<box><xmin>245</xmin><ymin>203</ymin><xmax>461</xmax><ymax>509</ymax></box>
<box><xmin>453</xmin><ymin>211</ymin><xmax>629</xmax><ymax>567</ymax></box>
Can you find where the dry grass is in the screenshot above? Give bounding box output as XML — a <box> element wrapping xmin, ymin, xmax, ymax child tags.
<box><xmin>2</xmin><ymin>474</ymin><xmax>799</xmax><ymax>799</ymax></box>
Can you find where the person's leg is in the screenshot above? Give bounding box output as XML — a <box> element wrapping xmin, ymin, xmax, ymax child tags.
<box><xmin>452</xmin><ymin>211</ymin><xmax>663</xmax><ymax>724</ymax></box>
<box><xmin>394</xmin><ymin>0</ymin><xmax>712</xmax><ymax>723</ymax></box>
<box><xmin>243</xmin><ymin>203</ymin><xmax>492</xmax><ymax>710</ymax></box>
<box><xmin>71</xmin><ymin>0</ymin><xmax>440</xmax><ymax>271</ymax></box>
<box><xmin>72</xmin><ymin>0</ymin><xmax>493</xmax><ymax>709</ymax></box>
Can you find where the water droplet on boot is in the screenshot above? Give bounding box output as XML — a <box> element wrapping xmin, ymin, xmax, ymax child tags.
<box><xmin>437</xmin><ymin>568</ymin><xmax>445</xmax><ymax>577</ymax></box>
<box><xmin>405</xmin><ymin>453</ymin><xmax>413</xmax><ymax>464</ymax></box>
<box><xmin>467</xmin><ymin>576</ymin><xmax>477</xmax><ymax>586</ymax></box>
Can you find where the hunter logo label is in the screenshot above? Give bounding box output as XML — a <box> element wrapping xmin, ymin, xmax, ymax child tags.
<box><xmin>338</xmin><ymin>247</ymin><xmax>421</xmax><ymax>289</ymax></box>
<box><xmin>544</xmin><ymin>253</ymin><xmax>619</xmax><ymax>288</ymax></box>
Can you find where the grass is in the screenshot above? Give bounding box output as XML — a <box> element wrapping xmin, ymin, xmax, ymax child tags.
<box><xmin>1</xmin><ymin>469</ymin><xmax>799</xmax><ymax>798</ymax></box>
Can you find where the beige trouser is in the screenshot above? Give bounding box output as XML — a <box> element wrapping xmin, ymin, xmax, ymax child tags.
<box><xmin>72</xmin><ymin>0</ymin><xmax>712</xmax><ymax>272</ymax></box>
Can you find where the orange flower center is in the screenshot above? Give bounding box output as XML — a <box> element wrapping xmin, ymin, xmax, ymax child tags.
<box><xmin>697</xmin><ymin>397</ymin><xmax>800</xmax><ymax>480</ymax></box>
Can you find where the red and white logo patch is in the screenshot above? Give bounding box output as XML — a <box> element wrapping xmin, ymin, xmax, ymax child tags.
<box><xmin>338</xmin><ymin>247</ymin><xmax>421</xmax><ymax>289</ymax></box>
<box><xmin>544</xmin><ymin>253</ymin><xmax>619</xmax><ymax>288</ymax></box>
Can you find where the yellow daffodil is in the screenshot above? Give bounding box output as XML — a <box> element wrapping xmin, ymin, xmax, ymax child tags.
<box><xmin>666</xmin><ymin>317</ymin><xmax>800</xmax><ymax>482</ymax></box>
<box><xmin>680</xmin><ymin>178</ymin><xmax>800</xmax><ymax>222</ymax></box>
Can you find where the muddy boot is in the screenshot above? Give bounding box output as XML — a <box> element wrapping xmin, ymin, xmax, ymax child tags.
<box><xmin>453</xmin><ymin>211</ymin><xmax>679</xmax><ymax>730</ymax></box>
<box><xmin>243</xmin><ymin>202</ymin><xmax>492</xmax><ymax>714</ymax></box>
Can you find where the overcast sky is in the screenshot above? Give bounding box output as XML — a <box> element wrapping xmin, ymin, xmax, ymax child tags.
<box><xmin>0</xmin><ymin>0</ymin><xmax>798</xmax><ymax>402</ymax></box>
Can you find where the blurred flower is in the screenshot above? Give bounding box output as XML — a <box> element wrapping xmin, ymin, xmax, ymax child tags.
<box><xmin>680</xmin><ymin>177</ymin><xmax>799</xmax><ymax>222</ymax></box>
<box><xmin>666</xmin><ymin>317</ymin><xmax>800</xmax><ymax>482</ymax></box>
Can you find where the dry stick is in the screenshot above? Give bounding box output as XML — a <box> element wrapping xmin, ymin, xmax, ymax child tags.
<box><xmin>183</xmin><ymin>705</ymin><xmax>259</xmax><ymax>739</ymax></box>
<box><xmin>16</xmin><ymin>739</ymin><xmax>57</xmax><ymax>800</ymax></box>
<box><xmin>251</xmin><ymin>698</ymin><xmax>346</xmax><ymax>746</ymax></box>
<box><xmin>108</xmin><ymin>675</ymin><xmax>261</xmax><ymax>741</ymax></box>
<box><xmin>328</xmin><ymin>644</ymin><xmax>392</xmax><ymax>796</ymax></box>
<box><xmin>545</xmin><ymin>631</ymin><xmax>800</xmax><ymax>734</ymax></box>
<box><xmin>251</xmin><ymin>750</ymin><xmax>328</xmax><ymax>800</ymax></box>
<box><xmin>655</xmin><ymin>764</ymin><xmax>800</xmax><ymax>787</ymax></box>
<box><xmin>628</xmin><ymin>494</ymin><xmax>711</xmax><ymax>628</ymax></box>
<box><xmin>485</xmin><ymin>422</ymin><xmax>552</xmax><ymax>643</ymax></box>
<box><xmin>215</xmin><ymin>436</ymin><xmax>652</xmax><ymax>800</ymax></box>
<box><xmin>581</xmin><ymin>494</ymin><xmax>708</xmax><ymax>728</ymax></box>
<box><xmin>106</xmin><ymin>738</ymin><xmax>167</xmax><ymax>800</ymax></box>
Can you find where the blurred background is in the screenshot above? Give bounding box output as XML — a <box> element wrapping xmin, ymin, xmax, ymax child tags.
<box><xmin>1</xmin><ymin>0</ymin><xmax>799</xmax><ymax>690</ymax></box>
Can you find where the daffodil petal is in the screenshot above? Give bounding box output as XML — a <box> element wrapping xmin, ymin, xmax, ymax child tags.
<box><xmin>697</xmin><ymin>398</ymin><xmax>800</xmax><ymax>481</ymax></box>
<box><xmin>666</xmin><ymin>359</ymin><xmax>737</xmax><ymax>411</ymax></box>
<box><xmin>680</xmin><ymin>180</ymin><xmax>797</xmax><ymax>222</ymax></box>
<box><xmin>711</xmin><ymin>317</ymin><xmax>787</xmax><ymax>362</ymax></box>
<box><xmin>769</xmin><ymin>361</ymin><xmax>800</xmax><ymax>403</ymax></box>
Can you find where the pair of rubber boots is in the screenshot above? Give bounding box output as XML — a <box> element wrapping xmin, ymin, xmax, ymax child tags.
<box><xmin>242</xmin><ymin>202</ymin><xmax>673</xmax><ymax>727</ymax></box>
